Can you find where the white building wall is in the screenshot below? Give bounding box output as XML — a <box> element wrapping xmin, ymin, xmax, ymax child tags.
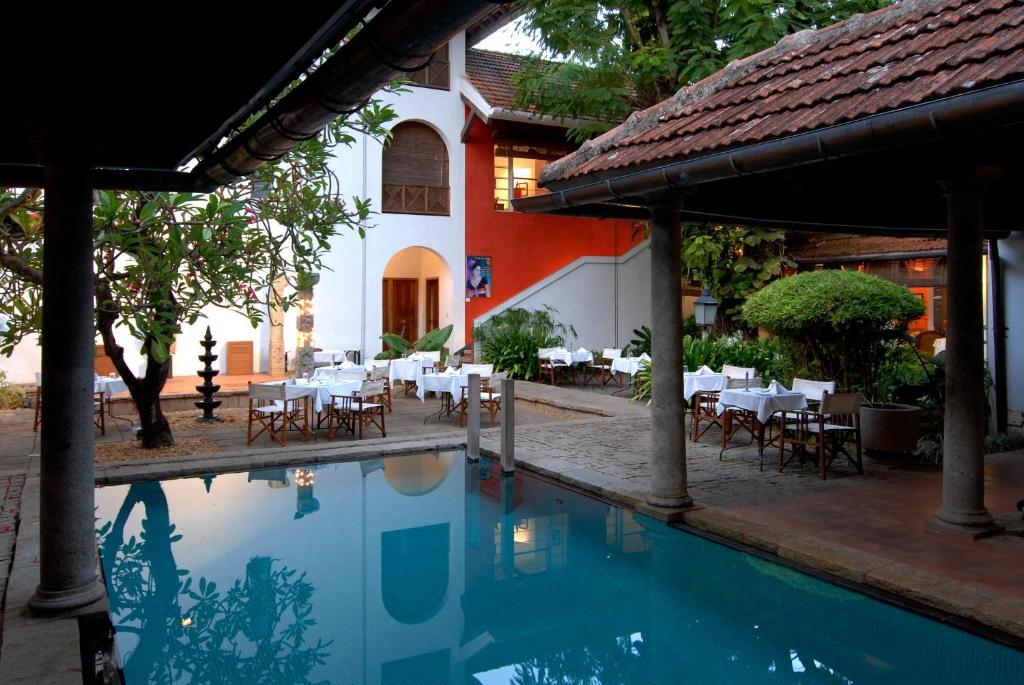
<box><xmin>997</xmin><ymin>232</ymin><xmax>1024</xmax><ymax>427</ymax></box>
<box><xmin>472</xmin><ymin>241</ymin><xmax>652</xmax><ymax>351</ymax></box>
<box><xmin>319</xmin><ymin>34</ymin><xmax>467</xmax><ymax>360</ymax></box>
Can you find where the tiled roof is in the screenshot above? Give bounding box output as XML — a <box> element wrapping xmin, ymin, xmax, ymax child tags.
<box><xmin>786</xmin><ymin>233</ymin><xmax>947</xmax><ymax>261</ymax></box>
<box><xmin>542</xmin><ymin>0</ymin><xmax>1024</xmax><ymax>183</ymax></box>
<box><xmin>465</xmin><ymin>48</ymin><xmax>532</xmax><ymax>110</ymax></box>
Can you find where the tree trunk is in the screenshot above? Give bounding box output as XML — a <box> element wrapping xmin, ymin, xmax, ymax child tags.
<box><xmin>96</xmin><ymin>282</ymin><xmax>175</xmax><ymax>448</ymax></box>
<box><xmin>134</xmin><ymin>361</ymin><xmax>174</xmax><ymax>448</ymax></box>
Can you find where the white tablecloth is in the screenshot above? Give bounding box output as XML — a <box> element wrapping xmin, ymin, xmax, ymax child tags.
<box><xmin>389</xmin><ymin>357</ymin><xmax>436</xmax><ymax>385</ymax></box>
<box><xmin>261</xmin><ymin>379</ymin><xmax>363</xmax><ymax>413</ymax></box>
<box><xmin>548</xmin><ymin>349</ymin><xmax>594</xmax><ymax>366</ymax></box>
<box><xmin>95</xmin><ymin>378</ymin><xmax>128</xmax><ymax>396</ymax></box>
<box><xmin>716</xmin><ymin>388</ymin><xmax>808</xmax><ymax>424</ymax></box>
<box><xmin>313</xmin><ymin>349</ymin><xmax>347</xmax><ymax>364</ymax></box>
<box><xmin>683</xmin><ymin>373</ymin><xmax>727</xmax><ymax>401</ymax></box>
<box><xmin>611</xmin><ymin>357</ymin><xmax>649</xmax><ymax>377</ymax></box>
<box><xmin>417</xmin><ymin>372</ymin><xmax>491</xmax><ymax>401</ymax></box>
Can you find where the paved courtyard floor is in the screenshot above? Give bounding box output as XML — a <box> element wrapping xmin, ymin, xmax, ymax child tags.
<box><xmin>1</xmin><ymin>378</ymin><xmax>1023</xmax><ymax>681</ymax></box>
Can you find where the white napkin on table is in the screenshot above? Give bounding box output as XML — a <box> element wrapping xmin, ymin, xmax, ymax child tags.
<box><xmin>767</xmin><ymin>379</ymin><xmax>783</xmax><ymax>394</ymax></box>
<box><xmin>699</xmin><ymin>365</ymin><xmax>714</xmax><ymax>375</ymax></box>
<box><xmin>340</xmin><ymin>360</ymin><xmax>354</xmax><ymax>369</ymax></box>
<box><xmin>639</xmin><ymin>353</ymin><xmax>651</xmax><ymax>362</ymax></box>
<box><xmin>445</xmin><ymin>367</ymin><xmax>457</xmax><ymax>375</ymax></box>
<box><xmin>576</xmin><ymin>347</ymin><xmax>589</xmax><ymax>354</ymax></box>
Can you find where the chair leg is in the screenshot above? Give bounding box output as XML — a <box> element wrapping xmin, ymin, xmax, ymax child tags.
<box><xmin>247</xmin><ymin>402</ymin><xmax>254</xmax><ymax>445</ymax></box>
<box><xmin>33</xmin><ymin>391</ymin><xmax>41</xmax><ymax>432</ymax></box>
<box><xmin>379</xmin><ymin>406</ymin><xmax>386</xmax><ymax>437</ymax></box>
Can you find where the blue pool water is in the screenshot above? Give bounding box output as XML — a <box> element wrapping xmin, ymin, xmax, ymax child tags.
<box><xmin>95</xmin><ymin>452</ymin><xmax>1023</xmax><ymax>684</ymax></box>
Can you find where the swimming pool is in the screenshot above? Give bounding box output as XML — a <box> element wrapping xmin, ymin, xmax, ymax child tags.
<box><xmin>95</xmin><ymin>451</ymin><xmax>1023</xmax><ymax>684</ymax></box>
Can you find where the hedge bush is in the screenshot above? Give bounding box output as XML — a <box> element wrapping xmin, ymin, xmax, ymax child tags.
<box><xmin>741</xmin><ymin>270</ymin><xmax>923</xmax><ymax>392</ymax></box>
<box><xmin>474</xmin><ymin>307</ymin><xmax>575</xmax><ymax>380</ymax></box>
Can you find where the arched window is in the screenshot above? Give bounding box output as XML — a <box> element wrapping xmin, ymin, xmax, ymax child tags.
<box><xmin>382</xmin><ymin>122</ymin><xmax>450</xmax><ymax>216</ymax></box>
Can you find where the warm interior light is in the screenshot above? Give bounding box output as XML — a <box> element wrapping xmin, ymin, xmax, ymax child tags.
<box><xmin>181</xmin><ymin>617</ymin><xmax>193</xmax><ymax>628</ymax></box>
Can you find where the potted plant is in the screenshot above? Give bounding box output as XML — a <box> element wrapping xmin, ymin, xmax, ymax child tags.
<box><xmin>859</xmin><ymin>342</ymin><xmax>926</xmax><ymax>455</ymax></box>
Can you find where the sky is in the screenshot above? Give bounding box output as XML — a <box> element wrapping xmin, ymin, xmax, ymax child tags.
<box><xmin>473</xmin><ymin>15</ymin><xmax>544</xmax><ymax>55</ymax></box>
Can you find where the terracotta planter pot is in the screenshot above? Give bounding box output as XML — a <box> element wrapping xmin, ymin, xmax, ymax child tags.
<box><xmin>861</xmin><ymin>403</ymin><xmax>922</xmax><ymax>454</ymax></box>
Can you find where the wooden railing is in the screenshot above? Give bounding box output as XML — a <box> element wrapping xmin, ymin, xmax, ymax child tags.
<box><xmin>382</xmin><ymin>184</ymin><xmax>450</xmax><ymax>216</ymax></box>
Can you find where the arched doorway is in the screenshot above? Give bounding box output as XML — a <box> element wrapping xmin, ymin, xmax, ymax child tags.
<box><xmin>382</xmin><ymin>246</ymin><xmax>453</xmax><ymax>342</ymax></box>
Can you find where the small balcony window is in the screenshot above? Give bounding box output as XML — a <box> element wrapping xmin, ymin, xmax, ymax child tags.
<box><xmin>493</xmin><ymin>142</ymin><xmax>570</xmax><ymax>212</ymax></box>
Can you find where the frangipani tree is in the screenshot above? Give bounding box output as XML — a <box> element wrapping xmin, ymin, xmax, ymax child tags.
<box><xmin>0</xmin><ymin>101</ymin><xmax>397</xmax><ymax>447</ymax></box>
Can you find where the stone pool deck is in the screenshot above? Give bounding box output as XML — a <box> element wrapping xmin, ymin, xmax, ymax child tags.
<box><xmin>1</xmin><ymin>381</ymin><xmax>1023</xmax><ymax>681</ymax></box>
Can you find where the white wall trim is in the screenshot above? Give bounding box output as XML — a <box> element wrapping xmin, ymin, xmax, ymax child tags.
<box><xmin>472</xmin><ymin>239</ymin><xmax>650</xmax><ymax>328</ymax></box>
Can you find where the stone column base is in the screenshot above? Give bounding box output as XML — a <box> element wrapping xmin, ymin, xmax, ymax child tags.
<box><xmin>925</xmin><ymin>516</ymin><xmax>1004</xmax><ymax>540</ymax></box>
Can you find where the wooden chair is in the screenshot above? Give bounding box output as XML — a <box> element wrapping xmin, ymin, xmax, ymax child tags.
<box><xmin>458</xmin><ymin>371</ymin><xmax>505</xmax><ymax>427</ymax></box>
<box><xmin>691</xmin><ymin>389</ymin><xmax>724</xmax><ymax>443</ymax></box>
<box><xmin>915</xmin><ymin>329</ymin><xmax>945</xmax><ymax>356</ymax></box>
<box><xmin>369</xmin><ymin>364</ymin><xmax>392</xmax><ymax>413</ymax></box>
<box><xmin>585</xmin><ymin>348</ymin><xmax>622</xmax><ymax>387</ymax></box>
<box><xmin>767</xmin><ymin>378</ymin><xmax>837</xmax><ymax>445</ymax></box>
<box><xmin>246</xmin><ymin>382</ymin><xmax>308</xmax><ymax>447</ymax></box>
<box><xmin>778</xmin><ymin>391</ymin><xmax>863</xmax><ymax>479</ymax></box>
<box><xmin>537</xmin><ymin>349</ymin><xmax>570</xmax><ymax>385</ymax></box>
<box><xmin>345</xmin><ymin>380</ymin><xmax>387</xmax><ymax>440</ymax></box>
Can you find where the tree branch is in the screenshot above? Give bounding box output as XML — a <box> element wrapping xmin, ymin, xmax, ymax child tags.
<box><xmin>0</xmin><ymin>249</ymin><xmax>43</xmax><ymax>284</ymax></box>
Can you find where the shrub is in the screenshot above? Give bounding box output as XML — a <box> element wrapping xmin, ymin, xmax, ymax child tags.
<box><xmin>0</xmin><ymin>370</ymin><xmax>25</xmax><ymax>410</ymax></box>
<box><xmin>742</xmin><ymin>270</ymin><xmax>924</xmax><ymax>393</ymax></box>
<box><xmin>378</xmin><ymin>324</ymin><xmax>453</xmax><ymax>359</ymax></box>
<box><xmin>474</xmin><ymin>307</ymin><xmax>576</xmax><ymax>380</ymax></box>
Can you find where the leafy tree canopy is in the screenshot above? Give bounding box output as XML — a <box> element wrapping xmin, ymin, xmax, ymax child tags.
<box><xmin>512</xmin><ymin>0</ymin><xmax>894</xmax><ymax>141</ymax></box>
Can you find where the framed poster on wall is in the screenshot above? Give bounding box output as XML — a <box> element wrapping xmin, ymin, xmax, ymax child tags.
<box><xmin>466</xmin><ymin>256</ymin><xmax>491</xmax><ymax>299</ymax></box>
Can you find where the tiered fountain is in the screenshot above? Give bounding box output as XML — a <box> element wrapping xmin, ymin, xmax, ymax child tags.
<box><xmin>195</xmin><ymin>326</ymin><xmax>222</xmax><ymax>421</ymax></box>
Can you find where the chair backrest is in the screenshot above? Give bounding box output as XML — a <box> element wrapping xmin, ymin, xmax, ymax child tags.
<box><xmin>462</xmin><ymin>363</ymin><xmax>493</xmax><ymax>376</ymax></box>
<box><xmin>916</xmin><ymin>329</ymin><xmax>944</xmax><ymax>355</ymax></box>
<box><xmin>538</xmin><ymin>347</ymin><xmax>553</xmax><ymax>359</ymax></box>
<box><xmin>358</xmin><ymin>380</ymin><xmax>385</xmax><ymax>399</ymax></box>
<box><xmin>721</xmin><ymin>364</ymin><xmax>755</xmax><ymax>380</ymax></box>
<box><xmin>35</xmin><ymin>372</ymin><xmax>42</xmax><ymax>387</ymax></box>
<box><xmin>444</xmin><ymin>354</ymin><xmax>463</xmax><ymax>368</ymax></box>
<box><xmin>821</xmin><ymin>391</ymin><xmax>861</xmax><ymax>416</ymax></box>
<box><xmin>791</xmin><ymin>378</ymin><xmax>836</xmax><ymax>403</ymax></box>
<box><xmin>369</xmin><ymin>365</ymin><xmax>389</xmax><ymax>381</ymax></box>
<box><xmin>340</xmin><ymin>369</ymin><xmax>367</xmax><ymax>382</ymax></box>
<box><xmin>420</xmin><ymin>350</ymin><xmax>441</xmax><ymax>362</ymax></box>
<box><xmin>249</xmin><ymin>381</ymin><xmax>286</xmax><ymax>402</ymax></box>
<box><xmin>488</xmin><ymin>371</ymin><xmax>508</xmax><ymax>387</ymax></box>
<box><xmin>602</xmin><ymin>348</ymin><xmax>623</xmax><ymax>360</ymax></box>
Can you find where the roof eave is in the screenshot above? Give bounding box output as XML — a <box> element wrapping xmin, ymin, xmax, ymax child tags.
<box><xmin>515</xmin><ymin>79</ymin><xmax>1024</xmax><ymax>216</ymax></box>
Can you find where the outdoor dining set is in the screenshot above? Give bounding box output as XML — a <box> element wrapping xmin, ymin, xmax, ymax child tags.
<box><xmin>684</xmin><ymin>365</ymin><xmax>862</xmax><ymax>480</ymax></box>
<box><xmin>246</xmin><ymin>352</ymin><xmax>506</xmax><ymax>447</ymax></box>
<box><xmin>537</xmin><ymin>347</ymin><xmax>863</xmax><ymax>480</ymax></box>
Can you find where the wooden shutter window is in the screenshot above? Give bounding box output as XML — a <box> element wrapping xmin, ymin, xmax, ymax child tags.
<box><xmin>382</xmin><ymin>122</ymin><xmax>450</xmax><ymax>216</ymax></box>
<box><xmin>406</xmin><ymin>44</ymin><xmax>449</xmax><ymax>90</ymax></box>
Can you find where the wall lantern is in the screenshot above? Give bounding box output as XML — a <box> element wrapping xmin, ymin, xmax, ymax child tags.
<box><xmin>693</xmin><ymin>286</ymin><xmax>719</xmax><ymax>329</ymax></box>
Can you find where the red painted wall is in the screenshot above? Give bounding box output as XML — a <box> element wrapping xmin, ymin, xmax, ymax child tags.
<box><xmin>464</xmin><ymin>116</ymin><xmax>639</xmax><ymax>342</ymax></box>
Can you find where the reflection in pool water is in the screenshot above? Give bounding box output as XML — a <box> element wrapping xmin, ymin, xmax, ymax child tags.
<box><xmin>95</xmin><ymin>452</ymin><xmax>1023</xmax><ymax>684</ymax></box>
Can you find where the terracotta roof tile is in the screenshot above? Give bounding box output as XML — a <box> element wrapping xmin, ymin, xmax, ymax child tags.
<box><xmin>542</xmin><ymin>0</ymin><xmax>1024</xmax><ymax>183</ymax></box>
<box><xmin>465</xmin><ymin>48</ymin><xmax>530</xmax><ymax>110</ymax></box>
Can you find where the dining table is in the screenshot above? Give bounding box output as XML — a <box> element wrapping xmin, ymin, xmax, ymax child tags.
<box><xmin>715</xmin><ymin>384</ymin><xmax>808</xmax><ymax>468</ymax></box>
<box><xmin>683</xmin><ymin>371</ymin><xmax>727</xmax><ymax>402</ymax></box>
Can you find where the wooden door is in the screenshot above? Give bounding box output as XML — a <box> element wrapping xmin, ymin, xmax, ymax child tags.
<box><xmin>383</xmin><ymin>278</ymin><xmax>418</xmax><ymax>342</ymax></box>
<box><xmin>426</xmin><ymin>278</ymin><xmax>439</xmax><ymax>331</ymax></box>
<box><xmin>226</xmin><ymin>341</ymin><xmax>254</xmax><ymax>375</ymax></box>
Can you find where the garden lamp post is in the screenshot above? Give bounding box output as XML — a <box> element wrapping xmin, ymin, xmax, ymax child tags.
<box><xmin>693</xmin><ymin>286</ymin><xmax>719</xmax><ymax>339</ymax></box>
